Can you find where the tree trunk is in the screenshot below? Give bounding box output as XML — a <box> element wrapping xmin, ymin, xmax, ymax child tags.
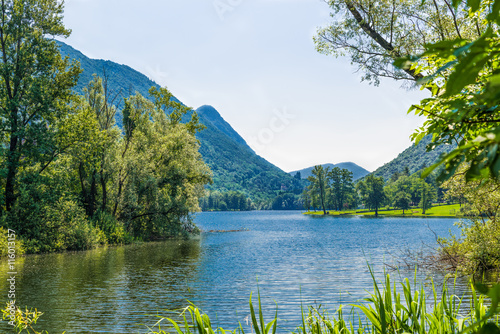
<box><xmin>344</xmin><ymin>0</ymin><xmax>425</xmax><ymax>83</ymax></box>
<box><xmin>100</xmin><ymin>160</ymin><xmax>107</xmax><ymax>211</ymax></box>
<box><xmin>88</xmin><ymin>170</ymin><xmax>97</xmax><ymax>217</ymax></box>
<box><xmin>100</xmin><ymin>174</ymin><xmax>107</xmax><ymax>212</ymax></box>
<box><xmin>5</xmin><ymin>130</ymin><xmax>19</xmax><ymax>211</ymax></box>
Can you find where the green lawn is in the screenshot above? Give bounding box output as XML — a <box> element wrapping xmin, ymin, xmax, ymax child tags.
<box><xmin>304</xmin><ymin>203</ymin><xmax>462</xmax><ymax>217</ymax></box>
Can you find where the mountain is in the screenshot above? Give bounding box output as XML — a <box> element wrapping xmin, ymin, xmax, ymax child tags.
<box><xmin>196</xmin><ymin>105</ymin><xmax>253</xmax><ymax>152</ymax></box>
<box><xmin>57</xmin><ymin>41</ymin><xmax>297</xmax><ymax>204</ymax></box>
<box><xmin>290</xmin><ymin>162</ymin><xmax>370</xmax><ymax>181</ymax></box>
<box><xmin>58</xmin><ymin>41</ymin><xmax>160</xmax><ymax>101</ymax></box>
<box><xmin>370</xmin><ymin>135</ymin><xmax>456</xmax><ymax>180</ymax></box>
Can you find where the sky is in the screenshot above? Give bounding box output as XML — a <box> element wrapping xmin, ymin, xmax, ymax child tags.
<box><xmin>61</xmin><ymin>0</ymin><xmax>429</xmax><ymax>172</ymax></box>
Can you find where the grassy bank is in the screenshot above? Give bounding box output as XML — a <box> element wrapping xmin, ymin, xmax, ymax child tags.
<box><xmin>305</xmin><ymin>204</ymin><xmax>462</xmax><ymax>218</ymax></box>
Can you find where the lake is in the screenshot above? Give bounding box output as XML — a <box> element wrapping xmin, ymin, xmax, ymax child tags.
<box><xmin>0</xmin><ymin>211</ymin><xmax>462</xmax><ymax>333</ymax></box>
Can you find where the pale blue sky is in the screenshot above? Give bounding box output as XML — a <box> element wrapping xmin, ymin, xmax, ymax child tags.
<box><xmin>61</xmin><ymin>0</ymin><xmax>429</xmax><ymax>172</ymax></box>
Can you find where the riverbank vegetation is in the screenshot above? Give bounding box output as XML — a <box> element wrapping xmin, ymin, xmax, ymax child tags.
<box><xmin>0</xmin><ymin>0</ymin><xmax>211</xmax><ymax>254</ymax></box>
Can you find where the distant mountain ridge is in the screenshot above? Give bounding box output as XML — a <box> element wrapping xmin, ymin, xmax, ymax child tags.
<box><xmin>57</xmin><ymin>41</ymin><xmax>296</xmax><ymax>204</ymax></box>
<box><xmin>290</xmin><ymin>162</ymin><xmax>370</xmax><ymax>181</ymax></box>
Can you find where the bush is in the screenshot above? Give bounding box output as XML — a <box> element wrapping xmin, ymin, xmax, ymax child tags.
<box><xmin>92</xmin><ymin>210</ymin><xmax>132</xmax><ymax>245</ymax></box>
<box><xmin>439</xmin><ymin>219</ymin><xmax>500</xmax><ymax>273</ymax></box>
<box><xmin>43</xmin><ymin>198</ymin><xmax>106</xmax><ymax>251</ymax></box>
<box><xmin>0</xmin><ymin>226</ymin><xmax>25</xmax><ymax>257</ymax></box>
<box><xmin>12</xmin><ymin>196</ymin><xmax>107</xmax><ymax>253</ymax></box>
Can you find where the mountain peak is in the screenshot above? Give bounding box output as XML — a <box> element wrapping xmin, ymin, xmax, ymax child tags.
<box><xmin>196</xmin><ymin>105</ymin><xmax>253</xmax><ymax>153</ymax></box>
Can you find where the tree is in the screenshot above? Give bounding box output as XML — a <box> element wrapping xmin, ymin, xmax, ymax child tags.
<box><xmin>307</xmin><ymin>165</ymin><xmax>328</xmax><ymax>214</ymax></box>
<box><xmin>315</xmin><ymin>0</ymin><xmax>500</xmax><ymax>181</ymax></box>
<box><xmin>302</xmin><ymin>189</ymin><xmax>312</xmax><ymax>211</ymax></box>
<box><xmin>112</xmin><ymin>89</ymin><xmax>211</xmax><ymax>239</ymax></box>
<box><xmin>358</xmin><ymin>175</ymin><xmax>386</xmax><ymax>217</ymax></box>
<box><xmin>397</xmin><ymin>0</ymin><xmax>500</xmax><ymax>181</ymax></box>
<box><xmin>394</xmin><ymin>191</ymin><xmax>411</xmax><ymax>215</ymax></box>
<box><xmin>0</xmin><ymin>0</ymin><xmax>81</xmax><ymax>211</ymax></box>
<box><xmin>327</xmin><ymin>167</ymin><xmax>354</xmax><ymax>211</ymax></box>
<box><xmin>314</xmin><ymin>0</ymin><xmax>484</xmax><ymax>86</ymax></box>
<box><xmin>75</xmin><ymin>76</ymin><xmax>120</xmax><ymax>217</ymax></box>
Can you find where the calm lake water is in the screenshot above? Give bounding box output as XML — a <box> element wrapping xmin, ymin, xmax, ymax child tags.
<box><xmin>0</xmin><ymin>211</ymin><xmax>463</xmax><ymax>333</ymax></box>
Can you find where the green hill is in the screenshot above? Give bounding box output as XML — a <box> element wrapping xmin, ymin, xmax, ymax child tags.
<box><xmin>371</xmin><ymin>135</ymin><xmax>456</xmax><ymax>180</ymax></box>
<box><xmin>57</xmin><ymin>41</ymin><xmax>297</xmax><ymax>205</ymax></box>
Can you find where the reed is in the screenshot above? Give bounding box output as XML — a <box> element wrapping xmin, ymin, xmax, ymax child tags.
<box><xmin>147</xmin><ymin>271</ymin><xmax>500</xmax><ymax>334</ymax></box>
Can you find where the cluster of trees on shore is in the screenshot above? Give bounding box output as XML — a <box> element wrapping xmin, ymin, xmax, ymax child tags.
<box><xmin>0</xmin><ymin>0</ymin><xmax>210</xmax><ymax>253</ymax></box>
<box><xmin>302</xmin><ymin>166</ymin><xmax>357</xmax><ymax>214</ymax></box>
<box><xmin>303</xmin><ymin>165</ymin><xmax>445</xmax><ymax>216</ymax></box>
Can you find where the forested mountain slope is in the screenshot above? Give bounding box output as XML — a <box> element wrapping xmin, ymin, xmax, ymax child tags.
<box><xmin>371</xmin><ymin>135</ymin><xmax>456</xmax><ymax>180</ymax></box>
<box><xmin>58</xmin><ymin>41</ymin><xmax>296</xmax><ymax>204</ymax></box>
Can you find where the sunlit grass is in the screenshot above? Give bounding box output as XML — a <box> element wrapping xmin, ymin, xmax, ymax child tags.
<box><xmin>304</xmin><ymin>204</ymin><xmax>462</xmax><ymax>217</ymax></box>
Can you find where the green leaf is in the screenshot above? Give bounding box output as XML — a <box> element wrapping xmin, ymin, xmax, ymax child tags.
<box><xmin>479</xmin><ymin>323</ymin><xmax>500</xmax><ymax>334</ymax></box>
<box><xmin>488</xmin><ymin>0</ymin><xmax>500</xmax><ymax>23</ymax></box>
<box><xmin>249</xmin><ymin>293</ymin><xmax>261</xmax><ymax>334</ymax></box>
<box><xmin>476</xmin><ymin>283</ymin><xmax>490</xmax><ymax>295</ymax></box>
<box><xmin>394</xmin><ymin>56</ymin><xmax>419</xmax><ymax>70</ymax></box>
<box><xmin>444</xmin><ymin>50</ymin><xmax>489</xmax><ymax>97</ymax></box>
<box><xmin>467</xmin><ymin>0</ymin><xmax>481</xmax><ymax>12</ymax></box>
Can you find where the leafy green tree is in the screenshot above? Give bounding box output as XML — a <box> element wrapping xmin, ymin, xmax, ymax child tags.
<box><xmin>74</xmin><ymin>76</ymin><xmax>120</xmax><ymax>217</ymax></box>
<box><xmin>396</xmin><ymin>0</ymin><xmax>500</xmax><ymax>181</ymax></box>
<box><xmin>327</xmin><ymin>167</ymin><xmax>354</xmax><ymax>211</ymax></box>
<box><xmin>301</xmin><ymin>189</ymin><xmax>312</xmax><ymax>211</ymax></box>
<box><xmin>314</xmin><ymin>0</ymin><xmax>484</xmax><ymax>86</ymax></box>
<box><xmin>385</xmin><ymin>174</ymin><xmax>415</xmax><ymax>209</ymax></box>
<box><xmin>5</xmin><ymin>97</ymin><xmax>107</xmax><ymax>252</ymax></box>
<box><xmin>394</xmin><ymin>191</ymin><xmax>411</xmax><ymax>215</ymax></box>
<box><xmin>0</xmin><ymin>0</ymin><xmax>81</xmax><ymax>211</ymax></box>
<box><xmin>358</xmin><ymin>175</ymin><xmax>386</xmax><ymax>217</ymax></box>
<box><xmin>315</xmin><ymin>0</ymin><xmax>500</xmax><ymax>181</ymax></box>
<box><xmin>113</xmin><ymin>89</ymin><xmax>211</xmax><ymax>239</ymax></box>
<box><xmin>307</xmin><ymin>165</ymin><xmax>329</xmax><ymax>214</ymax></box>
<box><xmin>419</xmin><ymin>182</ymin><xmax>434</xmax><ymax>214</ymax></box>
